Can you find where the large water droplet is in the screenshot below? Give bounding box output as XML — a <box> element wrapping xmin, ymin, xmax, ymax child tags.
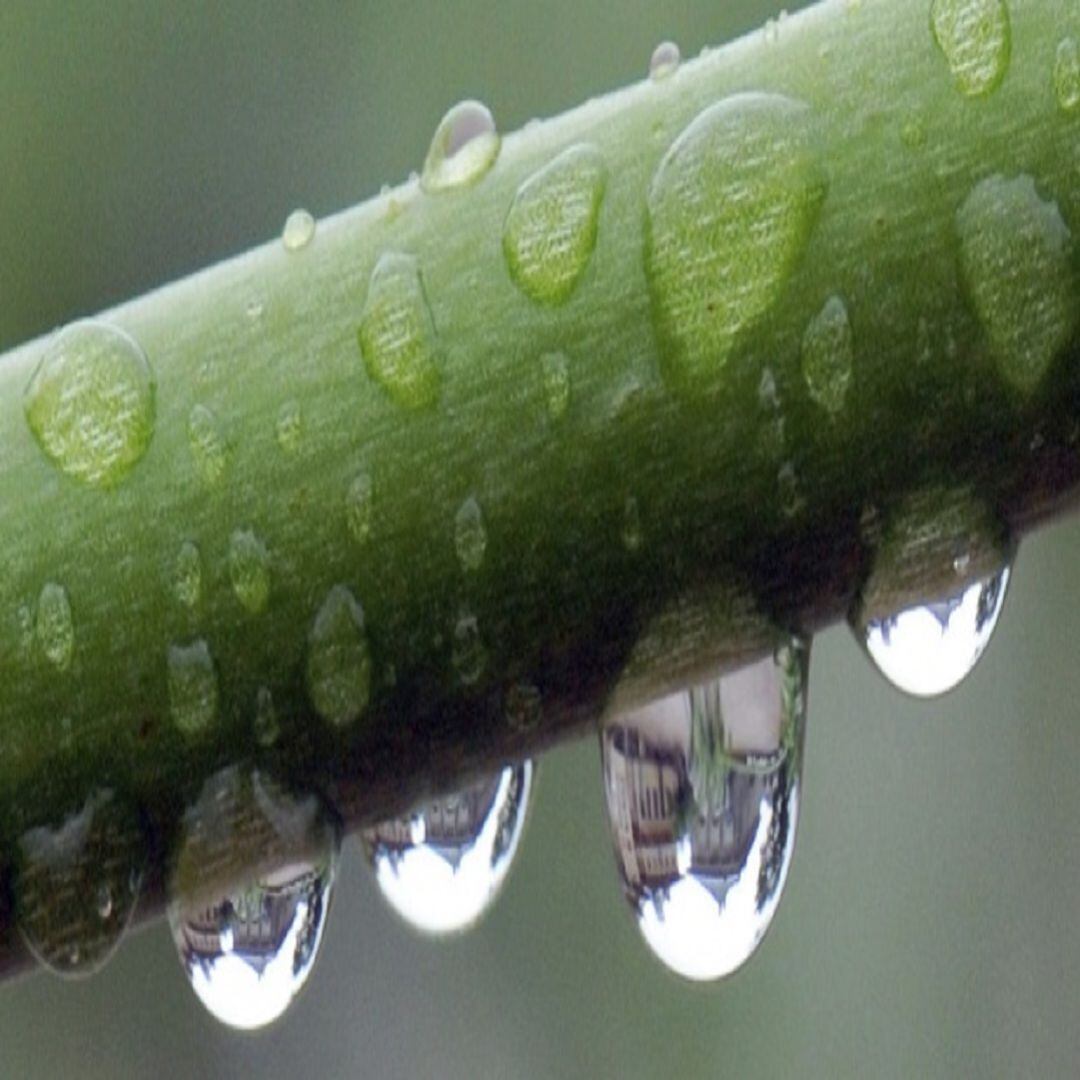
<box><xmin>187</xmin><ymin>404</ymin><xmax>229</xmax><ymax>487</ymax></box>
<box><xmin>173</xmin><ymin>541</ymin><xmax>203</xmax><ymax>609</ymax></box>
<box><xmin>421</xmin><ymin>100</ymin><xmax>500</xmax><ymax>193</ymax></box>
<box><xmin>228</xmin><ymin>529</ymin><xmax>271</xmax><ymax>614</ymax></box>
<box><xmin>363</xmin><ymin>762</ymin><xmax>533</xmax><ymax>935</ymax></box>
<box><xmin>168</xmin><ymin>767</ymin><xmax>339</xmax><ymax>1031</ymax></box>
<box><xmin>503</xmin><ymin>144</ymin><xmax>607</xmax><ymax>306</ymax></box>
<box><xmin>930</xmin><ymin>0</ymin><xmax>1010</xmax><ymax>97</ymax></box>
<box><xmin>281</xmin><ymin>209</ymin><xmax>316</xmax><ymax>252</ymax></box>
<box><xmin>649</xmin><ymin>41</ymin><xmax>681</xmax><ymax>81</ymax></box>
<box><xmin>601</xmin><ymin>640</ymin><xmax>808</xmax><ymax>981</ymax></box>
<box><xmin>358</xmin><ymin>252</ymin><xmax>441</xmax><ymax>410</ymax></box>
<box><xmin>801</xmin><ymin>294</ymin><xmax>853</xmax><ymax>415</ymax></box>
<box><xmin>168</xmin><ymin>639</ymin><xmax>219</xmax><ymax>735</ymax></box>
<box><xmin>24</xmin><ymin>320</ymin><xmax>156</xmax><ymax>488</ymax></box>
<box><xmin>276</xmin><ymin>400</ymin><xmax>303</xmax><ymax>455</ymax></box>
<box><xmin>306</xmin><ymin>585</ymin><xmax>372</xmax><ymax>728</ymax></box>
<box><xmin>16</xmin><ymin>789</ymin><xmax>144</xmax><ymax>978</ymax></box>
<box><xmin>645</xmin><ymin>94</ymin><xmax>826</xmax><ymax>393</ymax></box>
<box><xmin>1055</xmin><ymin>37</ymin><xmax>1080</xmax><ymax>112</ymax></box>
<box><xmin>345</xmin><ymin>471</ymin><xmax>374</xmax><ymax>546</ymax></box>
<box><xmin>540</xmin><ymin>351</ymin><xmax>571</xmax><ymax>421</ymax></box>
<box><xmin>956</xmin><ymin>174</ymin><xmax>1075</xmax><ymax>395</ymax></box>
<box><xmin>36</xmin><ymin>582</ymin><xmax>74</xmax><ymax>671</ymax></box>
<box><xmin>454</xmin><ymin>496</ymin><xmax>487</xmax><ymax>572</ymax></box>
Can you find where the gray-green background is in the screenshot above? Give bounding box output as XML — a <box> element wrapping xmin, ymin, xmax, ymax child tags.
<box><xmin>1</xmin><ymin>2</ymin><xmax>1078</xmax><ymax>1077</ymax></box>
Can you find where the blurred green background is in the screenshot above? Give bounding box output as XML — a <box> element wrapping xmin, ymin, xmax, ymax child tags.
<box><xmin>1</xmin><ymin>1</ymin><xmax>1079</xmax><ymax>1077</ymax></box>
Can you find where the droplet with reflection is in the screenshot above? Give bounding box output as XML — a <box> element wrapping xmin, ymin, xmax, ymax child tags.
<box><xmin>167</xmin><ymin>767</ymin><xmax>339</xmax><ymax>1031</ymax></box>
<box><xmin>601</xmin><ymin>639</ymin><xmax>808</xmax><ymax>981</ymax></box>
<box><xmin>362</xmin><ymin>761</ymin><xmax>533</xmax><ymax>936</ymax></box>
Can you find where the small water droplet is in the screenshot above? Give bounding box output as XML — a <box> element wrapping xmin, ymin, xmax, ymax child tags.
<box><xmin>168</xmin><ymin>767</ymin><xmax>339</xmax><ymax>1030</ymax></box>
<box><xmin>168</xmin><ymin>639</ymin><xmax>219</xmax><ymax>735</ymax></box>
<box><xmin>281</xmin><ymin>209</ymin><xmax>316</xmax><ymax>252</ymax></box>
<box><xmin>36</xmin><ymin>582</ymin><xmax>73</xmax><ymax>671</ymax></box>
<box><xmin>345</xmin><ymin>471</ymin><xmax>374</xmax><ymax>546</ymax></box>
<box><xmin>16</xmin><ymin>789</ymin><xmax>144</xmax><ymax>978</ymax></box>
<box><xmin>801</xmin><ymin>294</ymin><xmax>853</xmax><ymax>415</ymax></box>
<box><xmin>505</xmin><ymin>682</ymin><xmax>543</xmax><ymax>732</ymax></box>
<box><xmin>602</xmin><ymin>640</ymin><xmax>808</xmax><ymax>980</ymax></box>
<box><xmin>649</xmin><ymin>41</ymin><xmax>681</xmax><ymax>80</ymax></box>
<box><xmin>930</xmin><ymin>0</ymin><xmax>1011</xmax><ymax>97</ymax></box>
<box><xmin>228</xmin><ymin>529</ymin><xmax>271</xmax><ymax>614</ymax></box>
<box><xmin>503</xmin><ymin>143</ymin><xmax>607</xmax><ymax>306</ymax></box>
<box><xmin>777</xmin><ymin>463</ymin><xmax>805</xmax><ymax>517</ymax></box>
<box><xmin>1055</xmin><ymin>37</ymin><xmax>1080</xmax><ymax>113</ymax></box>
<box><xmin>187</xmin><ymin>404</ymin><xmax>229</xmax><ymax>487</ymax></box>
<box><xmin>454</xmin><ymin>496</ymin><xmax>487</xmax><ymax>572</ymax></box>
<box><xmin>24</xmin><ymin>320</ymin><xmax>156</xmax><ymax>488</ymax></box>
<box><xmin>275</xmin><ymin>400</ymin><xmax>303</xmax><ymax>455</ymax></box>
<box><xmin>621</xmin><ymin>496</ymin><xmax>643</xmax><ymax>552</ymax></box>
<box><xmin>645</xmin><ymin>94</ymin><xmax>827</xmax><ymax>393</ymax></box>
<box><xmin>173</xmin><ymin>541</ymin><xmax>202</xmax><ymax>609</ymax></box>
<box><xmin>363</xmin><ymin>762</ymin><xmax>533</xmax><ymax>935</ymax></box>
<box><xmin>451</xmin><ymin>608</ymin><xmax>487</xmax><ymax>686</ymax></box>
<box><xmin>358</xmin><ymin>252</ymin><xmax>441</xmax><ymax>410</ymax></box>
<box><xmin>254</xmin><ymin>686</ymin><xmax>280</xmax><ymax>747</ymax></box>
<box><xmin>540</xmin><ymin>351</ymin><xmax>571</xmax><ymax>421</ymax></box>
<box><xmin>246</xmin><ymin>299</ymin><xmax>265</xmax><ymax>321</ymax></box>
<box><xmin>900</xmin><ymin>115</ymin><xmax>927</xmax><ymax>149</ymax></box>
<box><xmin>956</xmin><ymin>174</ymin><xmax>1076</xmax><ymax>395</ymax></box>
<box><xmin>421</xmin><ymin>100</ymin><xmax>501</xmax><ymax>193</ymax></box>
<box><xmin>306</xmin><ymin>585</ymin><xmax>372</xmax><ymax>728</ymax></box>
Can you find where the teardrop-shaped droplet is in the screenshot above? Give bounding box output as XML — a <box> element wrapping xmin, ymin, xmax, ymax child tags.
<box><xmin>168</xmin><ymin>767</ymin><xmax>339</xmax><ymax>1031</ymax></box>
<box><xmin>1055</xmin><ymin>37</ymin><xmax>1080</xmax><ymax>113</ymax></box>
<box><xmin>930</xmin><ymin>0</ymin><xmax>1011</xmax><ymax>98</ymax></box>
<box><xmin>16</xmin><ymin>789</ymin><xmax>144</xmax><ymax>978</ymax></box>
<box><xmin>281</xmin><ymin>209</ymin><xmax>316</xmax><ymax>252</ymax></box>
<box><xmin>454</xmin><ymin>496</ymin><xmax>487</xmax><ymax>571</ymax></box>
<box><xmin>228</xmin><ymin>528</ymin><xmax>271</xmax><ymax>614</ymax></box>
<box><xmin>363</xmin><ymin>761</ymin><xmax>533</xmax><ymax>935</ymax></box>
<box><xmin>168</xmin><ymin>639</ymin><xmax>219</xmax><ymax>735</ymax></box>
<box><xmin>36</xmin><ymin>581</ymin><xmax>74</xmax><ymax>671</ymax></box>
<box><xmin>601</xmin><ymin>639</ymin><xmax>808</xmax><ymax>981</ymax></box>
<box><xmin>649</xmin><ymin>41</ymin><xmax>681</xmax><ymax>80</ymax></box>
<box><xmin>187</xmin><ymin>404</ymin><xmax>229</xmax><ymax>487</ymax></box>
<box><xmin>421</xmin><ymin>100</ymin><xmax>501</xmax><ymax>193</ymax></box>
<box><xmin>801</xmin><ymin>294</ymin><xmax>853</xmax><ymax>415</ymax></box>
<box><xmin>306</xmin><ymin>585</ymin><xmax>372</xmax><ymax>727</ymax></box>
<box><xmin>503</xmin><ymin>144</ymin><xmax>607</xmax><ymax>306</ymax></box>
<box><xmin>24</xmin><ymin>320</ymin><xmax>156</xmax><ymax>488</ymax></box>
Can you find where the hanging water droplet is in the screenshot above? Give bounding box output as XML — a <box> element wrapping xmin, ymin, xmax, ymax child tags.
<box><xmin>276</xmin><ymin>400</ymin><xmax>303</xmax><ymax>455</ymax></box>
<box><xmin>16</xmin><ymin>789</ymin><xmax>144</xmax><ymax>978</ymax></box>
<box><xmin>24</xmin><ymin>320</ymin><xmax>156</xmax><ymax>488</ymax></box>
<box><xmin>451</xmin><ymin>608</ymin><xmax>487</xmax><ymax>686</ymax></box>
<box><xmin>363</xmin><ymin>761</ymin><xmax>533</xmax><ymax>935</ymax></box>
<box><xmin>930</xmin><ymin>0</ymin><xmax>1011</xmax><ymax>97</ymax></box>
<box><xmin>503</xmin><ymin>144</ymin><xmax>607</xmax><ymax>306</ymax></box>
<box><xmin>1054</xmin><ymin>37</ymin><xmax>1080</xmax><ymax>113</ymax></box>
<box><xmin>168</xmin><ymin>639</ymin><xmax>219</xmax><ymax>735</ymax></box>
<box><xmin>358</xmin><ymin>252</ymin><xmax>441</xmax><ymax>410</ymax></box>
<box><xmin>254</xmin><ymin>686</ymin><xmax>280</xmax><ymax>747</ymax></box>
<box><xmin>173</xmin><ymin>541</ymin><xmax>202</xmax><ymax>609</ymax></box>
<box><xmin>956</xmin><ymin>174</ymin><xmax>1075</xmax><ymax>395</ymax></box>
<box><xmin>645</xmin><ymin>94</ymin><xmax>827</xmax><ymax>393</ymax></box>
<box><xmin>421</xmin><ymin>100</ymin><xmax>501</xmax><ymax>193</ymax></box>
<box><xmin>801</xmin><ymin>294</ymin><xmax>853</xmax><ymax>415</ymax></box>
<box><xmin>540</xmin><ymin>351</ymin><xmax>571</xmax><ymax>421</ymax></box>
<box><xmin>345</xmin><ymin>471</ymin><xmax>374</xmax><ymax>545</ymax></box>
<box><xmin>649</xmin><ymin>41</ymin><xmax>681</xmax><ymax>81</ymax></box>
<box><xmin>36</xmin><ymin>582</ymin><xmax>74</xmax><ymax>671</ymax></box>
<box><xmin>228</xmin><ymin>529</ymin><xmax>271</xmax><ymax>614</ymax></box>
<box><xmin>601</xmin><ymin>639</ymin><xmax>808</xmax><ymax>981</ymax></box>
<box><xmin>281</xmin><ymin>209</ymin><xmax>316</xmax><ymax>252</ymax></box>
<box><xmin>306</xmin><ymin>585</ymin><xmax>372</xmax><ymax>728</ymax></box>
<box><xmin>168</xmin><ymin>767</ymin><xmax>339</xmax><ymax>1031</ymax></box>
<box><xmin>187</xmin><ymin>404</ymin><xmax>229</xmax><ymax>487</ymax></box>
<box><xmin>454</xmin><ymin>496</ymin><xmax>487</xmax><ymax>572</ymax></box>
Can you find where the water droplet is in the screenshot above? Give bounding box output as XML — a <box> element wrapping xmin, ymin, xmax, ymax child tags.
<box><xmin>503</xmin><ymin>143</ymin><xmax>607</xmax><ymax>306</ymax></box>
<box><xmin>281</xmin><ymin>209</ymin><xmax>316</xmax><ymax>252</ymax></box>
<box><xmin>421</xmin><ymin>100</ymin><xmax>500</xmax><ymax>193</ymax></box>
<box><xmin>168</xmin><ymin>767</ymin><xmax>339</xmax><ymax>1030</ymax></box>
<box><xmin>254</xmin><ymin>686</ymin><xmax>280</xmax><ymax>747</ymax></box>
<box><xmin>451</xmin><ymin>608</ymin><xmax>487</xmax><ymax>686</ymax></box>
<box><xmin>246</xmin><ymin>299</ymin><xmax>265</xmax><ymax>321</ymax></box>
<box><xmin>168</xmin><ymin>639</ymin><xmax>219</xmax><ymax>735</ymax></box>
<box><xmin>601</xmin><ymin>640</ymin><xmax>808</xmax><ymax>980</ymax></box>
<box><xmin>1055</xmin><ymin>37</ymin><xmax>1080</xmax><ymax>113</ymax></box>
<box><xmin>36</xmin><ymin>582</ymin><xmax>73</xmax><ymax>671</ymax></box>
<box><xmin>173</xmin><ymin>541</ymin><xmax>202</xmax><ymax>609</ymax></box>
<box><xmin>930</xmin><ymin>0</ymin><xmax>1011</xmax><ymax>97</ymax></box>
<box><xmin>345</xmin><ymin>471</ymin><xmax>374</xmax><ymax>546</ymax></box>
<box><xmin>801</xmin><ymin>294</ymin><xmax>853</xmax><ymax>414</ymax></box>
<box><xmin>306</xmin><ymin>585</ymin><xmax>372</xmax><ymax>728</ymax></box>
<box><xmin>900</xmin><ymin>115</ymin><xmax>927</xmax><ymax>149</ymax></box>
<box><xmin>645</xmin><ymin>94</ymin><xmax>827</xmax><ymax>393</ymax></box>
<box><xmin>540</xmin><ymin>351</ymin><xmax>571</xmax><ymax>420</ymax></box>
<box><xmin>777</xmin><ymin>463</ymin><xmax>805</xmax><ymax>517</ymax></box>
<box><xmin>358</xmin><ymin>252</ymin><xmax>441</xmax><ymax>410</ymax></box>
<box><xmin>956</xmin><ymin>174</ymin><xmax>1076</xmax><ymax>395</ymax></box>
<box><xmin>16</xmin><ymin>789</ymin><xmax>144</xmax><ymax>978</ymax></box>
<box><xmin>649</xmin><ymin>41</ymin><xmax>681</xmax><ymax>80</ymax></box>
<box><xmin>187</xmin><ymin>404</ymin><xmax>229</xmax><ymax>487</ymax></box>
<box><xmin>622</xmin><ymin>496</ymin><xmax>643</xmax><ymax>552</ymax></box>
<box><xmin>505</xmin><ymin>682</ymin><xmax>543</xmax><ymax>732</ymax></box>
<box><xmin>363</xmin><ymin>762</ymin><xmax>533</xmax><ymax>935</ymax></box>
<box><xmin>276</xmin><ymin>400</ymin><xmax>303</xmax><ymax>455</ymax></box>
<box><xmin>228</xmin><ymin>529</ymin><xmax>271</xmax><ymax>614</ymax></box>
<box><xmin>454</xmin><ymin>496</ymin><xmax>487</xmax><ymax>572</ymax></box>
<box><xmin>24</xmin><ymin>320</ymin><xmax>155</xmax><ymax>488</ymax></box>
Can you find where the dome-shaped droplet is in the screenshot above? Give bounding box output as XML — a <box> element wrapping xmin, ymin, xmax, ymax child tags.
<box><xmin>306</xmin><ymin>585</ymin><xmax>372</xmax><ymax>728</ymax></box>
<box><xmin>358</xmin><ymin>252</ymin><xmax>441</xmax><ymax>410</ymax></box>
<box><xmin>930</xmin><ymin>0</ymin><xmax>1011</xmax><ymax>97</ymax></box>
<box><xmin>228</xmin><ymin>529</ymin><xmax>271</xmax><ymax>614</ymax></box>
<box><xmin>168</xmin><ymin>767</ymin><xmax>339</xmax><ymax>1031</ymax></box>
<box><xmin>281</xmin><ymin>209</ymin><xmax>316</xmax><ymax>252</ymax></box>
<box><xmin>503</xmin><ymin>144</ymin><xmax>607</xmax><ymax>306</ymax></box>
<box><xmin>421</xmin><ymin>100</ymin><xmax>501</xmax><ymax>193</ymax></box>
<box><xmin>363</xmin><ymin>761</ymin><xmax>533</xmax><ymax>935</ymax></box>
<box><xmin>345</xmin><ymin>471</ymin><xmax>374</xmax><ymax>545</ymax></box>
<box><xmin>601</xmin><ymin>640</ymin><xmax>808</xmax><ymax>981</ymax></box>
<box><xmin>454</xmin><ymin>496</ymin><xmax>487</xmax><ymax>571</ymax></box>
<box><xmin>173</xmin><ymin>541</ymin><xmax>203</xmax><ymax>609</ymax></box>
<box><xmin>36</xmin><ymin>582</ymin><xmax>74</xmax><ymax>671</ymax></box>
<box><xmin>24</xmin><ymin>320</ymin><xmax>156</xmax><ymax>488</ymax></box>
<box><xmin>540</xmin><ymin>351</ymin><xmax>571</xmax><ymax>421</ymax></box>
<box><xmin>168</xmin><ymin>639</ymin><xmax>219</xmax><ymax>735</ymax></box>
<box><xmin>16</xmin><ymin>789</ymin><xmax>144</xmax><ymax>978</ymax></box>
<box><xmin>801</xmin><ymin>294</ymin><xmax>853</xmax><ymax>414</ymax></box>
<box><xmin>276</xmin><ymin>400</ymin><xmax>303</xmax><ymax>455</ymax></box>
<box><xmin>645</xmin><ymin>94</ymin><xmax>826</xmax><ymax>393</ymax></box>
<box><xmin>956</xmin><ymin>174</ymin><xmax>1075</xmax><ymax>395</ymax></box>
<box><xmin>649</xmin><ymin>41</ymin><xmax>681</xmax><ymax>81</ymax></box>
<box><xmin>187</xmin><ymin>404</ymin><xmax>229</xmax><ymax>487</ymax></box>
<box><xmin>1055</xmin><ymin>38</ymin><xmax>1080</xmax><ymax>112</ymax></box>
